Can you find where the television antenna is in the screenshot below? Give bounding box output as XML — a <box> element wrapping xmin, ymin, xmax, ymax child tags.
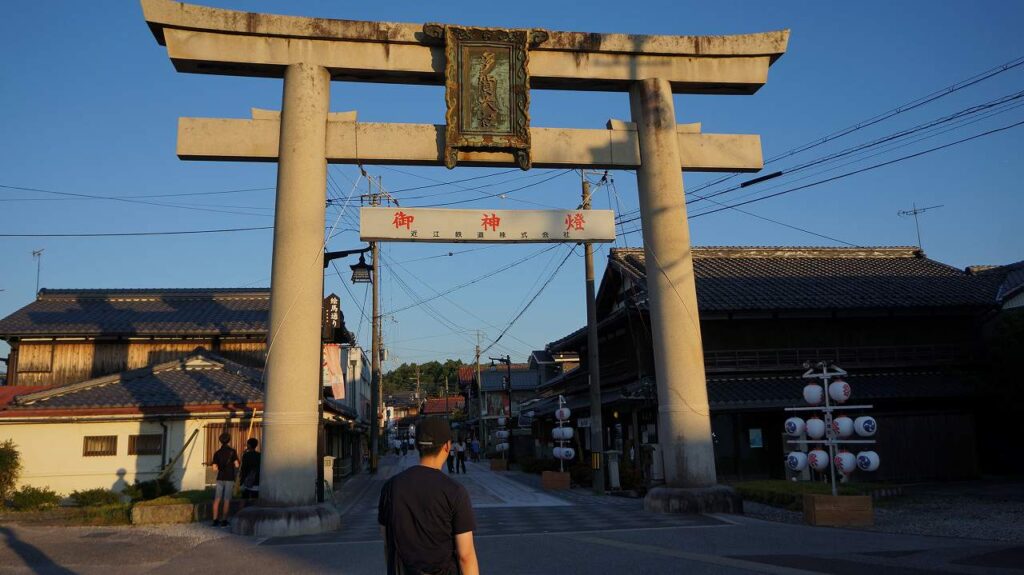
<box><xmin>897</xmin><ymin>203</ymin><xmax>944</xmax><ymax>250</ymax></box>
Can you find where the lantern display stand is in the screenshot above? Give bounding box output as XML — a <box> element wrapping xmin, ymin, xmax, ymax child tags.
<box><xmin>784</xmin><ymin>362</ymin><xmax>879</xmax><ymax>527</ymax></box>
<box><xmin>491</xmin><ymin>413</ymin><xmax>510</xmax><ymax>471</ymax></box>
<box><xmin>543</xmin><ymin>396</ymin><xmax>573</xmax><ymax>490</ymax></box>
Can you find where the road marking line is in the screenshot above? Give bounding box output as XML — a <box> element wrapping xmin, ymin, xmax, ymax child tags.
<box><xmin>559</xmin><ymin>533</ymin><xmax>825</xmax><ymax>575</ymax></box>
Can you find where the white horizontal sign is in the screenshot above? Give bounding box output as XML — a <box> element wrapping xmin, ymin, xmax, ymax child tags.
<box><xmin>359</xmin><ymin>207</ymin><xmax>615</xmax><ymax>243</ymax></box>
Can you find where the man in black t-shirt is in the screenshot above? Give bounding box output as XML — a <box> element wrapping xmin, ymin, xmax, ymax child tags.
<box><xmin>211</xmin><ymin>432</ymin><xmax>239</xmax><ymax>527</ymax></box>
<box><xmin>378</xmin><ymin>418</ymin><xmax>479</xmax><ymax>575</ymax></box>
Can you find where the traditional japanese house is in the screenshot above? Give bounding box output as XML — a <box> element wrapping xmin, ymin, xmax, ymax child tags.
<box><xmin>526</xmin><ymin>246</ymin><xmax>1005</xmax><ymax>484</ymax></box>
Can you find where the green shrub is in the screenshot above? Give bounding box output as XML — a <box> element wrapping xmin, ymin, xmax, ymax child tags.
<box><xmin>10</xmin><ymin>485</ymin><xmax>61</xmax><ymax>511</ymax></box>
<box><xmin>70</xmin><ymin>488</ymin><xmax>122</xmax><ymax>507</ymax></box>
<box><xmin>617</xmin><ymin>461</ymin><xmax>643</xmax><ymax>491</ymax></box>
<box><xmin>0</xmin><ymin>439</ymin><xmax>21</xmax><ymax>502</ymax></box>
<box><xmin>730</xmin><ymin>480</ymin><xmax>881</xmax><ymax>511</ymax></box>
<box><xmin>75</xmin><ymin>503</ymin><xmax>132</xmax><ymax>525</ymax></box>
<box><xmin>134</xmin><ymin>489</ymin><xmax>214</xmax><ymax>507</ymax></box>
<box><xmin>122</xmin><ymin>477</ymin><xmax>177</xmax><ymax>502</ymax></box>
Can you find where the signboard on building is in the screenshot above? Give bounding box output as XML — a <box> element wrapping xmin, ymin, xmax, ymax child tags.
<box><xmin>322</xmin><ymin>294</ymin><xmax>342</xmax><ymax>343</ymax></box>
<box><xmin>360</xmin><ymin>207</ymin><xmax>615</xmax><ymax>243</ymax></box>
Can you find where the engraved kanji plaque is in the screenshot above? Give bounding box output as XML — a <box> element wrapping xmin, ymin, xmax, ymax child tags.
<box><xmin>424</xmin><ymin>24</ymin><xmax>547</xmax><ymax>170</ymax></box>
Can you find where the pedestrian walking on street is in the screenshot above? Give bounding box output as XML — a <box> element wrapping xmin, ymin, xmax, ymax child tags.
<box><xmin>239</xmin><ymin>437</ymin><xmax>260</xmax><ymax>500</ymax></box>
<box><xmin>470</xmin><ymin>437</ymin><xmax>480</xmax><ymax>462</ymax></box>
<box><xmin>211</xmin><ymin>432</ymin><xmax>239</xmax><ymax>527</ymax></box>
<box><xmin>446</xmin><ymin>439</ymin><xmax>456</xmax><ymax>474</ymax></box>
<box><xmin>378</xmin><ymin>418</ymin><xmax>479</xmax><ymax>575</ymax></box>
<box><xmin>455</xmin><ymin>438</ymin><xmax>467</xmax><ymax>474</ymax></box>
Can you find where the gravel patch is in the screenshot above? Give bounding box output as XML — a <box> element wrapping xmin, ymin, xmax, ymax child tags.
<box><xmin>741</xmin><ymin>483</ymin><xmax>1024</xmax><ymax>543</ymax></box>
<box><xmin>132</xmin><ymin>522</ymin><xmax>233</xmax><ymax>546</ymax></box>
<box><xmin>867</xmin><ymin>495</ymin><xmax>1024</xmax><ymax>543</ymax></box>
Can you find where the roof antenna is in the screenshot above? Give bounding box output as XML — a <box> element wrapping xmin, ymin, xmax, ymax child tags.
<box><xmin>897</xmin><ymin>203</ymin><xmax>943</xmax><ymax>252</ymax></box>
<box><xmin>32</xmin><ymin>249</ymin><xmax>45</xmax><ymax>295</ymax></box>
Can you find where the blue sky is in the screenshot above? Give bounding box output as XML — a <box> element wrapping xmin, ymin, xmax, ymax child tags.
<box><xmin>2</xmin><ymin>1</ymin><xmax>1023</xmax><ymax>368</ymax></box>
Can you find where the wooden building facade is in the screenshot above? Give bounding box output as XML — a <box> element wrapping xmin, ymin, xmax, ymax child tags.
<box><xmin>525</xmin><ymin>247</ymin><xmax>1007</xmax><ymax>485</ymax></box>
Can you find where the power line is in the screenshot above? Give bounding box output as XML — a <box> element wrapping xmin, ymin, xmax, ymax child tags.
<box><xmin>0</xmin><ymin>184</ymin><xmax>273</xmax><ymax>218</ymax></box>
<box><xmin>414</xmin><ymin>170</ymin><xmax>573</xmax><ymax>207</ymax></box>
<box><xmin>617</xmin><ymin>87</ymin><xmax>1024</xmax><ymax>224</ymax></box>
<box><xmin>0</xmin><ymin>186</ymin><xmax>275</xmax><ymax>202</ymax></box>
<box><xmin>617</xmin><ymin>116</ymin><xmax>1024</xmax><ymax>236</ymax></box>
<box><xmin>0</xmin><ymin>226</ymin><xmax>274</xmax><ymax>238</ymax></box>
<box><xmin>685</xmin><ymin>54</ymin><xmax>1024</xmax><ymax>197</ymax></box>
<box><xmin>481</xmin><ymin>245</ymin><xmax>576</xmax><ymax>355</ymax></box>
<box><xmin>386</xmin><ymin>244</ymin><xmax>562</xmax><ymax>314</ymax></box>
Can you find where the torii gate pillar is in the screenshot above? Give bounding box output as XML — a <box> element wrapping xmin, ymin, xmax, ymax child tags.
<box><xmin>631</xmin><ymin>79</ymin><xmax>738</xmax><ymax>511</ymax></box>
<box><xmin>233</xmin><ymin>63</ymin><xmax>341</xmax><ymax>535</ymax></box>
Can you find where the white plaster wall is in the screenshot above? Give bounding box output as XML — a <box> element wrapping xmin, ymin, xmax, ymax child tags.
<box><xmin>0</xmin><ymin>418</ymin><xmax>210</xmax><ymax>495</ymax></box>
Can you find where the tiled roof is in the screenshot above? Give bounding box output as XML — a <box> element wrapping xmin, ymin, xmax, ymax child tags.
<box><xmin>0</xmin><ymin>386</ymin><xmax>50</xmax><ymax>408</ymax></box>
<box><xmin>1</xmin><ymin>351</ymin><xmax>263</xmax><ymax>413</ymax></box>
<box><xmin>480</xmin><ymin>367</ymin><xmax>540</xmax><ymax>392</ymax></box>
<box><xmin>707</xmin><ymin>371</ymin><xmax>973</xmax><ymax>409</ymax></box>
<box><xmin>610</xmin><ymin>247</ymin><xmax>1003</xmax><ymax>311</ymax></box>
<box><xmin>528</xmin><ymin>370</ymin><xmax>973</xmax><ymax>415</ymax></box>
<box><xmin>0</xmin><ymin>288</ymin><xmax>270</xmax><ymax>338</ymax></box>
<box><xmin>422</xmin><ymin>397</ymin><xmax>465</xmax><ymax>414</ymax></box>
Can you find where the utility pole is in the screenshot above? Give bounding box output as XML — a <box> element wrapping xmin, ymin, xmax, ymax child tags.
<box><xmin>444</xmin><ymin>375</ymin><xmax>449</xmax><ymax>422</ymax></box>
<box><xmin>369</xmin><ymin>177</ymin><xmax>382</xmax><ymax>473</ymax></box>
<box><xmin>582</xmin><ymin>172</ymin><xmax>606</xmax><ymax>494</ymax></box>
<box><xmin>415</xmin><ymin>364</ymin><xmax>421</xmax><ymax>401</ymax></box>
<box><xmin>32</xmin><ymin>249</ymin><xmax>44</xmax><ymax>294</ymax></box>
<box><xmin>475</xmin><ymin>332</ymin><xmax>486</xmax><ymax>450</ymax></box>
<box><xmin>898</xmin><ymin>203</ymin><xmax>944</xmax><ymax>251</ymax></box>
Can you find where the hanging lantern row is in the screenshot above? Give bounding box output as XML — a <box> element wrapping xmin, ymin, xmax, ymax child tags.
<box><xmin>551</xmin><ymin>396</ymin><xmax>574</xmax><ymax>468</ymax></box>
<box><xmin>495</xmin><ymin>416</ymin><xmax>509</xmax><ymax>453</ymax></box>
<box><xmin>785</xmin><ymin>364</ymin><xmax>880</xmax><ymax>497</ymax></box>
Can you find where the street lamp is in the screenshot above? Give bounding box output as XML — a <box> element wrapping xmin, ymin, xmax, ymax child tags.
<box><xmin>319</xmin><ymin>244</ymin><xmax>372</xmax><ymax>497</ymax></box>
<box><xmin>489</xmin><ymin>355</ymin><xmax>513</xmax><ymax>464</ymax></box>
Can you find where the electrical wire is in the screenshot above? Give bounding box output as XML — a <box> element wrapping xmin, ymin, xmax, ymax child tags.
<box><xmin>0</xmin><ymin>226</ymin><xmax>274</xmax><ymax>238</ymax></box>
<box><xmin>685</xmin><ymin>54</ymin><xmax>1024</xmax><ymax>196</ymax></box>
<box><xmin>481</xmin><ymin>245</ymin><xmax>576</xmax><ymax>355</ymax></box>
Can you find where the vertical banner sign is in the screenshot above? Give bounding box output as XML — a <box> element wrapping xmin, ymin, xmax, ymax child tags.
<box><xmin>360</xmin><ymin>207</ymin><xmax>615</xmax><ymax>243</ymax></box>
<box><xmin>423</xmin><ymin>24</ymin><xmax>548</xmax><ymax>170</ymax></box>
<box><xmin>323</xmin><ymin>343</ymin><xmax>345</xmax><ymax>400</ymax></box>
<box><xmin>322</xmin><ymin>294</ymin><xmax>342</xmax><ymax>342</ymax></box>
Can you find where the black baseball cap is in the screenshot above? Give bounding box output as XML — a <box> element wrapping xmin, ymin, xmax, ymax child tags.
<box><xmin>416</xmin><ymin>417</ymin><xmax>452</xmax><ymax>448</ymax></box>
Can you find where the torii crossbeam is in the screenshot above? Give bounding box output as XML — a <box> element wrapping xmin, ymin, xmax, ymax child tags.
<box><xmin>142</xmin><ymin>0</ymin><xmax>787</xmax><ymax>535</ymax></box>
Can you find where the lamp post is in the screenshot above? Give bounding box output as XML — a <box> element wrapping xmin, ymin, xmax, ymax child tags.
<box><xmin>489</xmin><ymin>355</ymin><xmax>513</xmax><ymax>465</ymax></box>
<box><xmin>318</xmin><ymin>245</ymin><xmax>372</xmax><ymax>500</ymax></box>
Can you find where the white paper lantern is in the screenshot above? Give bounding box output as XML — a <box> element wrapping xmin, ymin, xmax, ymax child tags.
<box><xmin>496</xmin><ymin>442</ymin><xmax>509</xmax><ymax>452</ymax></box>
<box><xmin>854</xmin><ymin>416</ymin><xmax>877</xmax><ymax>437</ymax></box>
<box><xmin>806</xmin><ymin>418</ymin><xmax>826</xmax><ymax>439</ymax></box>
<box><xmin>553</xmin><ymin>447</ymin><xmax>575</xmax><ymax>460</ymax></box>
<box><xmin>828</xmin><ymin>380</ymin><xmax>851</xmax><ymax>403</ymax></box>
<box><xmin>784</xmin><ymin>417</ymin><xmax>806</xmax><ymax>437</ymax></box>
<box><xmin>496</xmin><ymin>417</ymin><xmax>507</xmax><ymax>427</ymax></box>
<box><xmin>786</xmin><ymin>451</ymin><xmax>808</xmax><ymax>471</ymax></box>
<box><xmin>834</xmin><ymin>451</ymin><xmax>857</xmax><ymax>475</ymax></box>
<box><xmin>803</xmin><ymin>384</ymin><xmax>825</xmax><ymax>406</ymax></box>
<box><xmin>831</xmin><ymin>416</ymin><xmax>854</xmax><ymax>438</ymax></box>
<box><xmin>808</xmin><ymin>449</ymin><xmax>830</xmax><ymax>471</ymax></box>
<box><xmin>495</xmin><ymin>430</ymin><xmax>510</xmax><ymax>440</ymax></box>
<box><xmin>552</xmin><ymin>427</ymin><xmax>574</xmax><ymax>440</ymax></box>
<box><xmin>555</xmin><ymin>407</ymin><xmax>571</xmax><ymax>421</ymax></box>
<box><xmin>856</xmin><ymin>451</ymin><xmax>880</xmax><ymax>472</ymax></box>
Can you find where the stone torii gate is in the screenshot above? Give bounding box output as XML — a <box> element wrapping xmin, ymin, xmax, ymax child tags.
<box><xmin>142</xmin><ymin>0</ymin><xmax>787</xmax><ymax>535</ymax></box>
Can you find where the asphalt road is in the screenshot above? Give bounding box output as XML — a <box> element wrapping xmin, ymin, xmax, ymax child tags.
<box><xmin>1</xmin><ymin>457</ymin><xmax>1022</xmax><ymax>574</ymax></box>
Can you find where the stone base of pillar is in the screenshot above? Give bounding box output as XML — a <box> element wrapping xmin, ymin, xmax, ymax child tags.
<box><xmin>230</xmin><ymin>503</ymin><xmax>340</xmax><ymax>537</ymax></box>
<box><xmin>643</xmin><ymin>485</ymin><xmax>743</xmax><ymax>515</ymax></box>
